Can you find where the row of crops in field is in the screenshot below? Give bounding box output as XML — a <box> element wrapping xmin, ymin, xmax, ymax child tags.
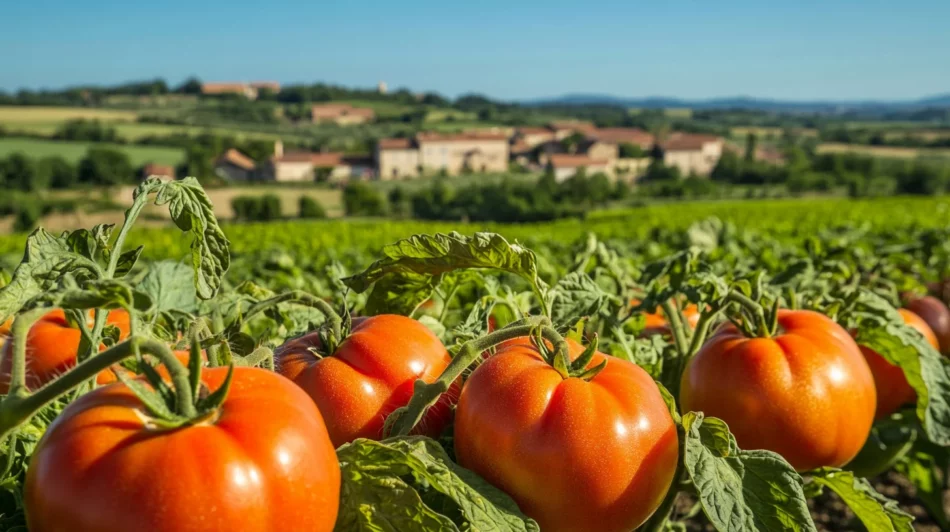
<box><xmin>1</xmin><ymin>184</ymin><xmax>950</xmax><ymax>531</ymax></box>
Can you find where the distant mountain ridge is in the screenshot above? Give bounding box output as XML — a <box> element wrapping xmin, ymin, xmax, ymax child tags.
<box><xmin>524</xmin><ymin>93</ymin><xmax>950</xmax><ymax>113</ymax></box>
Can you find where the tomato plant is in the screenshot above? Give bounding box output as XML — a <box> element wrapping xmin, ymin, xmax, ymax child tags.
<box><xmin>275</xmin><ymin>314</ymin><xmax>459</xmax><ymax>447</ymax></box>
<box><xmin>1</xmin><ymin>182</ymin><xmax>948</xmax><ymax>532</ymax></box>
<box><xmin>455</xmin><ymin>337</ymin><xmax>678</xmax><ymax>532</ymax></box>
<box><xmin>25</xmin><ymin>366</ymin><xmax>340</xmax><ymax>532</ymax></box>
<box><xmin>680</xmin><ymin>309</ymin><xmax>877</xmax><ymax>471</ymax></box>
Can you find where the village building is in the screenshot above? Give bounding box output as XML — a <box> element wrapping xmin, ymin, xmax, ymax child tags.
<box><xmin>260</xmin><ymin>141</ymin><xmax>370</xmax><ymax>182</ymax></box>
<box><xmin>586</xmin><ymin>128</ymin><xmax>655</xmax><ymax>150</ymax></box>
<box><xmin>660</xmin><ymin>134</ymin><xmax>724</xmax><ymax>176</ymax></box>
<box><xmin>213</xmin><ymin>149</ymin><xmax>257</xmax><ymax>181</ymax></box>
<box><xmin>311</xmin><ymin>103</ymin><xmax>376</xmax><ymax>125</ymax></box>
<box><xmin>376</xmin><ymin>132</ymin><xmax>509</xmax><ymax>179</ymax></box>
<box><xmin>547</xmin><ymin>154</ymin><xmax>611</xmax><ymax>182</ymax></box>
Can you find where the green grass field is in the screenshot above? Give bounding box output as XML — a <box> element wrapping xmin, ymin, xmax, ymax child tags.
<box><xmin>0</xmin><ymin>137</ymin><xmax>185</xmax><ymax>166</ymax></box>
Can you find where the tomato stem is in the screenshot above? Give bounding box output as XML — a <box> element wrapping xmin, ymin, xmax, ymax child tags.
<box><xmin>241</xmin><ymin>291</ymin><xmax>343</xmax><ymax>351</ymax></box>
<box><xmin>725</xmin><ymin>291</ymin><xmax>771</xmax><ymax>338</ymax></box>
<box><xmin>0</xmin><ymin>335</ymin><xmax>196</xmax><ymax>441</ymax></box>
<box><xmin>5</xmin><ymin>308</ymin><xmax>47</xmax><ymax>399</ymax></box>
<box><xmin>661</xmin><ymin>300</ymin><xmax>690</xmax><ymax>355</ymax></box>
<box><xmin>385</xmin><ymin>316</ymin><xmax>562</xmax><ymax>438</ymax></box>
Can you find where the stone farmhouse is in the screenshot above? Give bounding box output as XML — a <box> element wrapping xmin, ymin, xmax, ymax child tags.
<box><xmin>660</xmin><ymin>133</ymin><xmax>724</xmax><ymax>176</ymax></box>
<box><xmin>311</xmin><ymin>103</ymin><xmax>376</xmax><ymax>125</ymax></box>
<box><xmin>376</xmin><ymin>132</ymin><xmax>509</xmax><ymax>180</ymax></box>
<box><xmin>200</xmin><ymin>81</ymin><xmax>281</xmax><ymax>100</ymax></box>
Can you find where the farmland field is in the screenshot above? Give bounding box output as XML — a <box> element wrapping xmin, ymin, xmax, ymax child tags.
<box><xmin>2</xmin><ymin>184</ymin><xmax>950</xmax><ymax>531</ymax></box>
<box><xmin>817</xmin><ymin>142</ymin><xmax>950</xmax><ymax>159</ymax></box>
<box><xmin>0</xmin><ymin>137</ymin><xmax>185</xmax><ymax>166</ymax></box>
<box><xmin>0</xmin><ymin>105</ymin><xmax>139</xmax><ymax>124</ymax></box>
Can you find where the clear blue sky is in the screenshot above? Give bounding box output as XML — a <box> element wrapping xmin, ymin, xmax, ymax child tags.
<box><xmin>2</xmin><ymin>0</ymin><xmax>948</xmax><ymax>101</ymax></box>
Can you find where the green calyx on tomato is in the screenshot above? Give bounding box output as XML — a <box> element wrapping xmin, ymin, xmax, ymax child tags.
<box><xmin>528</xmin><ymin>325</ymin><xmax>608</xmax><ymax>381</ymax></box>
<box><xmin>112</xmin><ymin>337</ymin><xmax>229</xmax><ymax>431</ymax></box>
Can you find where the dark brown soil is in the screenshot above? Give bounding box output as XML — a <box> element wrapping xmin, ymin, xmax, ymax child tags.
<box><xmin>670</xmin><ymin>471</ymin><xmax>948</xmax><ymax>531</ymax></box>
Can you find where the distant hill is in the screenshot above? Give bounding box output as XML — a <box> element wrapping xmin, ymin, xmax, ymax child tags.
<box><xmin>524</xmin><ymin>93</ymin><xmax>950</xmax><ymax>114</ymax></box>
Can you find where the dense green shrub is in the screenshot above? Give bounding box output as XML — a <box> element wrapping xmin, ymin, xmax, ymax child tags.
<box><xmin>343</xmin><ymin>182</ymin><xmax>387</xmax><ymax>217</ymax></box>
<box><xmin>298</xmin><ymin>196</ymin><xmax>327</xmax><ymax>219</ymax></box>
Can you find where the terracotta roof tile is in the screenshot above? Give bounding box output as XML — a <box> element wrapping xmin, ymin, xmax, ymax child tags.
<box><xmin>216</xmin><ymin>149</ymin><xmax>256</xmax><ymax>170</ymax></box>
<box><xmin>549</xmin><ymin>154</ymin><xmax>609</xmax><ymax>168</ymax></box>
<box><xmin>378</xmin><ymin>138</ymin><xmax>415</xmax><ymax>150</ymax></box>
<box><xmin>662</xmin><ymin>133</ymin><xmax>723</xmax><ymax>151</ymax></box>
<box><xmin>274</xmin><ymin>152</ymin><xmax>344</xmax><ymax>166</ymax></box>
<box><xmin>589</xmin><ymin>128</ymin><xmax>655</xmax><ymax>146</ymax></box>
<box><xmin>142</xmin><ymin>163</ymin><xmax>175</xmax><ymax>177</ymax></box>
<box><xmin>416</xmin><ymin>132</ymin><xmax>509</xmax><ymax>142</ymax></box>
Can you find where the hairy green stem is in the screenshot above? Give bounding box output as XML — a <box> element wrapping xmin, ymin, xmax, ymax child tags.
<box><xmin>6</xmin><ymin>309</ymin><xmax>48</xmax><ymax>398</ymax></box>
<box><xmin>243</xmin><ymin>291</ymin><xmax>343</xmax><ymax>344</ymax></box>
<box><xmin>725</xmin><ymin>291</ymin><xmax>770</xmax><ymax>338</ymax></box>
<box><xmin>660</xmin><ymin>300</ymin><xmax>689</xmax><ymax>356</ymax></box>
<box><xmin>386</xmin><ymin>316</ymin><xmax>560</xmax><ymax>437</ymax></box>
<box><xmin>685</xmin><ymin>309</ymin><xmax>718</xmax><ymax>360</ymax></box>
<box><xmin>0</xmin><ymin>336</ymin><xmax>195</xmax><ymax>440</ymax></box>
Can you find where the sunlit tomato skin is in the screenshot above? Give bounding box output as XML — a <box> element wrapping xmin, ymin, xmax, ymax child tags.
<box><xmin>275</xmin><ymin>314</ymin><xmax>459</xmax><ymax>448</ymax></box>
<box><xmin>860</xmin><ymin>309</ymin><xmax>939</xmax><ymax>419</ymax></box>
<box><xmin>455</xmin><ymin>338</ymin><xmax>678</xmax><ymax>532</ymax></box>
<box><xmin>24</xmin><ymin>367</ymin><xmax>340</xmax><ymax>532</ymax></box>
<box><xmin>904</xmin><ymin>296</ymin><xmax>950</xmax><ymax>356</ymax></box>
<box><xmin>680</xmin><ymin>309</ymin><xmax>876</xmax><ymax>471</ymax></box>
<box><xmin>0</xmin><ymin>309</ymin><xmax>131</xmax><ymax>393</ymax></box>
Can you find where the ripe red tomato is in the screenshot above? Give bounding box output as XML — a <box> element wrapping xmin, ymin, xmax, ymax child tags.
<box><xmin>680</xmin><ymin>309</ymin><xmax>876</xmax><ymax>471</ymax></box>
<box><xmin>860</xmin><ymin>308</ymin><xmax>939</xmax><ymax>419</ymax></box>
<box><xmin>24</xmin><ymin>367</ymin><xmax>340</xmax><ymax>532</ymax></box>
<box><xmin>454</xmin><ymin>338</ymin><xmax>678</xmax><ymax>532</ymax></box>
<box><xmin>275</xmin><ymin>314</ymin><xmax>459</xmax><ymax>448</ymax></box>
<box><xmin>904</xmin><ymin>295</ymin><xmax>950</xmax><ymax>356</ymax></box>
<box><xmin>0</xmin><ymin>309</ymin><xmax>131</xmax><ymax>393</ymax></box>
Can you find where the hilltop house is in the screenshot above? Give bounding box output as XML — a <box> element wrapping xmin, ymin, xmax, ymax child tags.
<box><xmin>260</xmin><ymin>141</ymin><xmax>371</xmax><ymax>182</ymax></box>
<box><xmin>547</xmin><ymin>154</ymin><xmax>612</xmax><ymax>182</ymax></box>
<box><xmin>660</xmin><ymin>134</ymin><xmax>724</xmax><ymax>176</ymax></box>
<box><xmin>311</xmin><ymin>103</ymin><xmax>376</xmax><ymax>125</ymax></box>
<box><xmin>201</xmin><ymin>81</ymin><xmax>281</xmax><ymax>100</ymax></box>
<box><xmin>587</xmin><ymin>128</ymin><xmax>655</xmax><ymax>151</ymax></box>
<box><xmin>376</xmin><ymin>132</ymin><xmax>509</xmax><ymax>179</ymax></box>
<box><xmin>213</xmin><ymin>149</ymin><xmax>257</xmax><ymax>181</ymax></box>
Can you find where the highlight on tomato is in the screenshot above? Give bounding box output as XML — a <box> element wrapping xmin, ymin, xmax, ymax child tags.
<box><xmin>25</xmin><ymin>366</ymin><xmax>340</xmax><ymax>532</ymax></box>
<box><xmin>454</xmin><ymin>336</ymin><xmax>678</xmax><ymax>532</ymax></box>
<box><xmin>680</xmin><ymin>309</ymin><xmax>876</xmax><ymax>471</ymax></box>
<box><xmin>904</xmin><ymin>295</ymin><xmax>950</xmax><ymax>356</ymax></box>
<box><xmin>860</xmin><ymin>308</ymin><xmax>939</xmax><ymax>419</ymax></box>
<box><xmin>275</xmin><ymin>313</ymin><xmax>459</xmax><ymax>447</ymax></box>
<box><xmin>0</xmin><ymin>308</ymin><xmax>131</xmax><ymax>393</ymax></box>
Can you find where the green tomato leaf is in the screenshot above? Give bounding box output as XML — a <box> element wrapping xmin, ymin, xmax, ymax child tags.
<box><xmin>682</xmin><ymin>412</ymin><xmax>815</xmax><ymax>532</ymax></box>
<box><xmin>113</xmin><ymin>245</ymin><xmax>144</xmax><ymax>277</ymax></box>
<box><xmin>807</xmin><ymin>468</ymin><xmax>913</xmax><ymax>532</ymax></box>
<box><xmin>151</xmin><ymin>177</ymin><xmax>231</xmax><ymax>300</ymax></box>
<box><xmin>336</xmin><ymin>436</ymin><xmax>539</xmax><ymax>532</ymax></box>
<box><xmin>846</xmin><ymin>419</ymin><xmax>916</xmax><ymax>478</ymax></box>
<box><xmin>548</xmin><ymin>271</ymin><xmax>609</xmax><ymax>329</ymax></box>
<box><xmin>344</xmin><ymin>232</ymin><xmax>546</xmax><ymax>315</ymax></box>
<box><xmin>895</xmin><ymin>446</ymin><xmax>950</xmax><ymax>530</ymax></box>
<box><xmin>364</xmin><ymin>272</ymin><xmax>443</xmax><ymax>316</ymax></box>
<box><xmin>0</xmin><ymin>228</ymin><xmax>101</xmax><ymax>323</ymax></box>
<box><xmin>139</xmin><ymin>261</ymin><xmax>199</xmax><ymax>315</ymax></box>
